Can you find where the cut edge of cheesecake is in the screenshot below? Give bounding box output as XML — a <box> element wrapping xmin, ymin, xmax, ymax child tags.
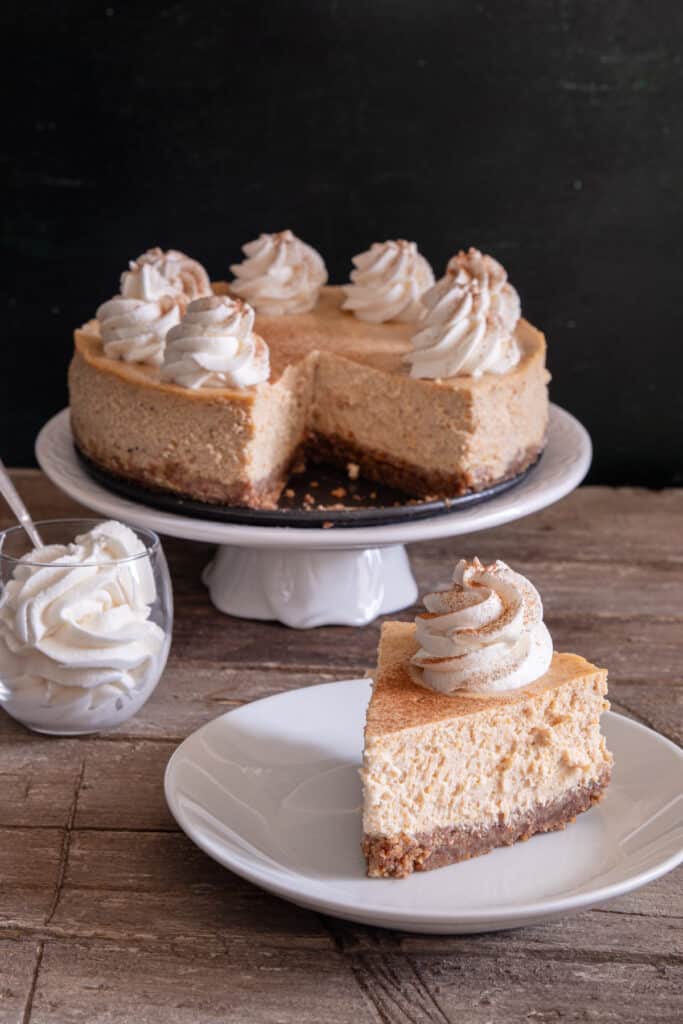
<box><xmin>361</xmin><ymin>621</ymin><xmax>613</xmax><ymax>879</ymax></box>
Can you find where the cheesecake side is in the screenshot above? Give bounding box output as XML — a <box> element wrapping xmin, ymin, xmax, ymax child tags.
<box><xmin>69</xmin><ymin>329</ymin><xmax>311</xmax><ymax>507</ymax></box>
<box><xmin>463</xmin><ymin>319</ymin><xmax>549</xmax><ymax>491</ymax></box>
<box><xmin>361</xmin><ymin>622</ymin><xmax>612</xmax><ymax>878</ymax></box>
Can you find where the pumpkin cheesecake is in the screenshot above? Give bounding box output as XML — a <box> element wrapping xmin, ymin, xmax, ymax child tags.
<box><xmin>361</xmin><ymin>559</ymin><xmax>612</xmax><ymax>878</ymax></box>
<box><xmin>69</xmin><ymin>237</ymin><xmax>550</xmax><ymax>508</ymax></box>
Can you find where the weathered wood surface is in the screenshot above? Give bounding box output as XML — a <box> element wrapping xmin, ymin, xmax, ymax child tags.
<box><xmin>0</xmin><ymin>471</ymin><xmax>681</xmax><ymax>1024</ymax></box>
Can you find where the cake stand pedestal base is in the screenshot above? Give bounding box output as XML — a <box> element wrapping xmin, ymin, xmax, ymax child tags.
<box><xmin>202</xmin><ymin>544</ymin><xmax>418</xmax><ymax>629</ymax></box>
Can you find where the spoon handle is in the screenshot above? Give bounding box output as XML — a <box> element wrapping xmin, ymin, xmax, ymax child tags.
<box><xmin>0</xmin><ymin>458</ymin><xmax>43</xmax><ymax>550</ymax></box>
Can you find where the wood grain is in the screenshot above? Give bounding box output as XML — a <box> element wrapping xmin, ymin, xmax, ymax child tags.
<box><xmin>32</xmin><ymin>942</ymin><xmax>378</xmax><ymax>1024</ymax></box>
<box><xmin>0</xmin><ymin>472</ymin><xmax>681</xmax><ymax>1023</ymax></box>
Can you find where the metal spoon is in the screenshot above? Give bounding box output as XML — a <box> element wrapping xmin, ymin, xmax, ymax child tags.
<box><xmin>0</xmin><ymin>458</ymin><xmax>43</xmax><ymax>549</ymax></box>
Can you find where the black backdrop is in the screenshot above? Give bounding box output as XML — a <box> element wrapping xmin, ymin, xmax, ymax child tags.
<box><xmin>3</xmin><ymin>0</ymin><xmax>682</xmax><ymax>484</ymax></box>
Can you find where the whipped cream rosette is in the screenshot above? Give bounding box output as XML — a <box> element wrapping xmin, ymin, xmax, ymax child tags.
<box><xmin>96</xmin><ymin>247</ymin><xmax>211</xmax><ymax>366</ymax></box>
<box><xmin>230</xmin><ymin>230</ymin><xmax>328</xmax><ymax>315</ymax></box>
<box><xmin>405</xmin><ymin>247</ymin><xmax>522</xmax><ymax>379</ymax></box>
<box><xmin>121</xmin><ymin>247</ymin><xmax>212</xmax><ymax>303</ymax></box>
<box><xmin>97</xmin><ymin>295</ymin><xmax>181</xmax><ymax>366</ymax></box>
<box><xmin>161</xmin><ymin>294</ymin><xmax>270</xmax><ymax>389</ymax></box>
<box><xmin>342</xmin><ymin>240</ymin><xmax>434</xmax><ymax>323</ymax></box>
<box><xmin>411</xmin><ymin>558</ymin><xmax>552</xmax><ymax>694</ymax></box>
<box><xmin>0</xmin><ymin>521</ymin><xmax>168</xmax><ymax>731</ymax></box>
<box><xmin>445</xmin><ymin>248</ymin><xmax>520</xmax><ymax>324</ymax></box>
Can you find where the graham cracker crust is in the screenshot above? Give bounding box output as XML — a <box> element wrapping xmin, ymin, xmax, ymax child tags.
<box><xmin>362</xmin><ymin>769</ymin><xmax>611</xmax><ymax>879</ymax></box>
<box><xmin>309</xmin><ymin>431</ymin><xmax>544</xmax><ymax>499</ymax></box>
<box><xmin>72</xmin><ymin>431</ymin><xmax>296</xmax><ymax>510</ymax></box>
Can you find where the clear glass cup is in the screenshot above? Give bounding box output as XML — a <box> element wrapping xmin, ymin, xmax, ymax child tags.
<box><xmin>0</xmin><ymin>518</ymin><xmax>173</xmax><ymax>735</ymax></box>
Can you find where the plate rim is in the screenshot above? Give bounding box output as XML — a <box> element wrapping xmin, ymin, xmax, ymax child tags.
<box><xmin>164</xmin><ymin>677</ymin><xmax>683</xmax><ymax>929</ymax></box>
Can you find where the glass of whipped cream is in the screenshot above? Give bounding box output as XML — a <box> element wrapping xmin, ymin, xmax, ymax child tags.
<box><xmin>0</xmin><ymin>518</ymin><xmax>172</xmax><ymax>735</ymax></box>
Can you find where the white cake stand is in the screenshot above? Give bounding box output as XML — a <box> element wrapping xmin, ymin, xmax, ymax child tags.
<box><xmin>36</xmin><ymin>406</ymin><xmax>590</xmax><ymax>628</ymax></box>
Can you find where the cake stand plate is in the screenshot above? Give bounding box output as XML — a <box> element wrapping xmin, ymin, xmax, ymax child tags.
<box><xmin>36</xmin><ymin>405</ymin><xmax>591</xmax><ymax>628</ymax></box>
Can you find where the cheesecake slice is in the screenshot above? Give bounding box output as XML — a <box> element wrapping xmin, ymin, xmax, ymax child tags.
<box><xmin>361</xmin><ymin>562</ymin><xmax>612</xmax><ymax>878</ymax></box>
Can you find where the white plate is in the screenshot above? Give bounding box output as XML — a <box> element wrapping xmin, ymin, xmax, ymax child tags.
<box><xmin>165</xmin><ymin>679</ymin><xmax>683</xmax><ymax>934</ymax></box>
<box><xmin>36</xmin><ymin>404</ymin><xmax>590</xmax><ymax>550</ymax></box>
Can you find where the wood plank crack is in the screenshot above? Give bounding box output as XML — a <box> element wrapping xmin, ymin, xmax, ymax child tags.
<box><xmin>1</xmin><ymin>918</ymin><xmax>682</xmax><ymax>967</ymax></box>
<box><xmin>594</xmin><ymin>906</ymin><xmax>683</xmax><ymax>922</ymax></box>
<box><xmin>32</xmin><ymin>732</ymin><xmax>181</xmax><ymax>745</ymax></box>
<box><xmin>0</xmin><ymin>822</ymin><xmax>179</xmax><ymax>834</ymax></box>
<box><xmin>20</xmin><ymin>940</ymin><xmax>44</xmax><ymax>1024</ymax></box>
<box><xmin>44</xmin><ymin>759</ymin><xmax>85</xmax><ymax>926</ymax></box>
<box><xmin>319</xmin><ymin>917</ymin><xmax>450</xmax><ymax>1023</ymax></box>
<box><xmin>347</xmin><ymin>952</ymin><xmax>452</xmax><ymax>1024</ymax></box>
<box><xmin>211</xmin><ymin>660</ymin><xmax>371</xmax><ymax>674</ymax></box>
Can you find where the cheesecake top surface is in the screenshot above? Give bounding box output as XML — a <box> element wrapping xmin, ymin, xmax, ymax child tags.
<box><xmin>75</xmin><ymin>285</ymin><xmax>546</xmax><ymax>398</ymax></box>
<box><xmin>220</xmin><ymin>283</ymin><xmax>414</xmax><ymax>377</ymax></box>
<box><xmin>365</xmin><ymin>621</ymin><xmax>606</xmax><ymax>739</ymax></box>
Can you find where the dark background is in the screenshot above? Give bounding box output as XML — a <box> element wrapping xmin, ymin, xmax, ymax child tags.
<box><xmin>3</xmin><ymin>1</ymin><xmax>682</xmax><ymax>483</ymax></box>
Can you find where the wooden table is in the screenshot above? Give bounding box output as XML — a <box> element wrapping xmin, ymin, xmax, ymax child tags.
<box><xmin>1</xmin><ymin>471</ymin><xmax>681</xmax><ymax>1024</ymax></box>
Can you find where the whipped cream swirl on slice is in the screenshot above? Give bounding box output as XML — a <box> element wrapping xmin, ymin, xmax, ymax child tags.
<box><xmin>0</xmin><ymin>521</ymin><xmax>167</xmax><ymax>728</ymax></box>
<box><xmin>161</xmin><ymin>295</ymin><xmax>270</xmax><ymax>389</ymax></box>
<box><xmin>97</xmin><ymin>295</ymin><xmax>181</xmax><ymax>366</ymax></box>
<box><xmin>121</xmin><ymin>247</ymin><xmax>212</xmax><ymax>303</ymax></box>
<box><xmin>341</xmin><ymin>240</ymin><xmax>434</xmax><ymax>323</ymax></box>
<box><xmin>230</xmin><ymin>230</ymin><xmax>328</xmax><ymax>315</ymax></box>
<box><xmin>405</xmin><ymin>247</ymin><xmax>522</xmax><ymax>379</ymax></box>
<box><xmin>411</xmin><ymin>558</ymin><xmax>552</xmax><ymax>694</ymax></box>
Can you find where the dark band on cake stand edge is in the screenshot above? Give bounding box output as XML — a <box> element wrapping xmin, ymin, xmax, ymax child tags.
<box><xmin>74</xmin><ymin>444</ymin><xmax>542</xmax><ymax>529</ymax></box>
